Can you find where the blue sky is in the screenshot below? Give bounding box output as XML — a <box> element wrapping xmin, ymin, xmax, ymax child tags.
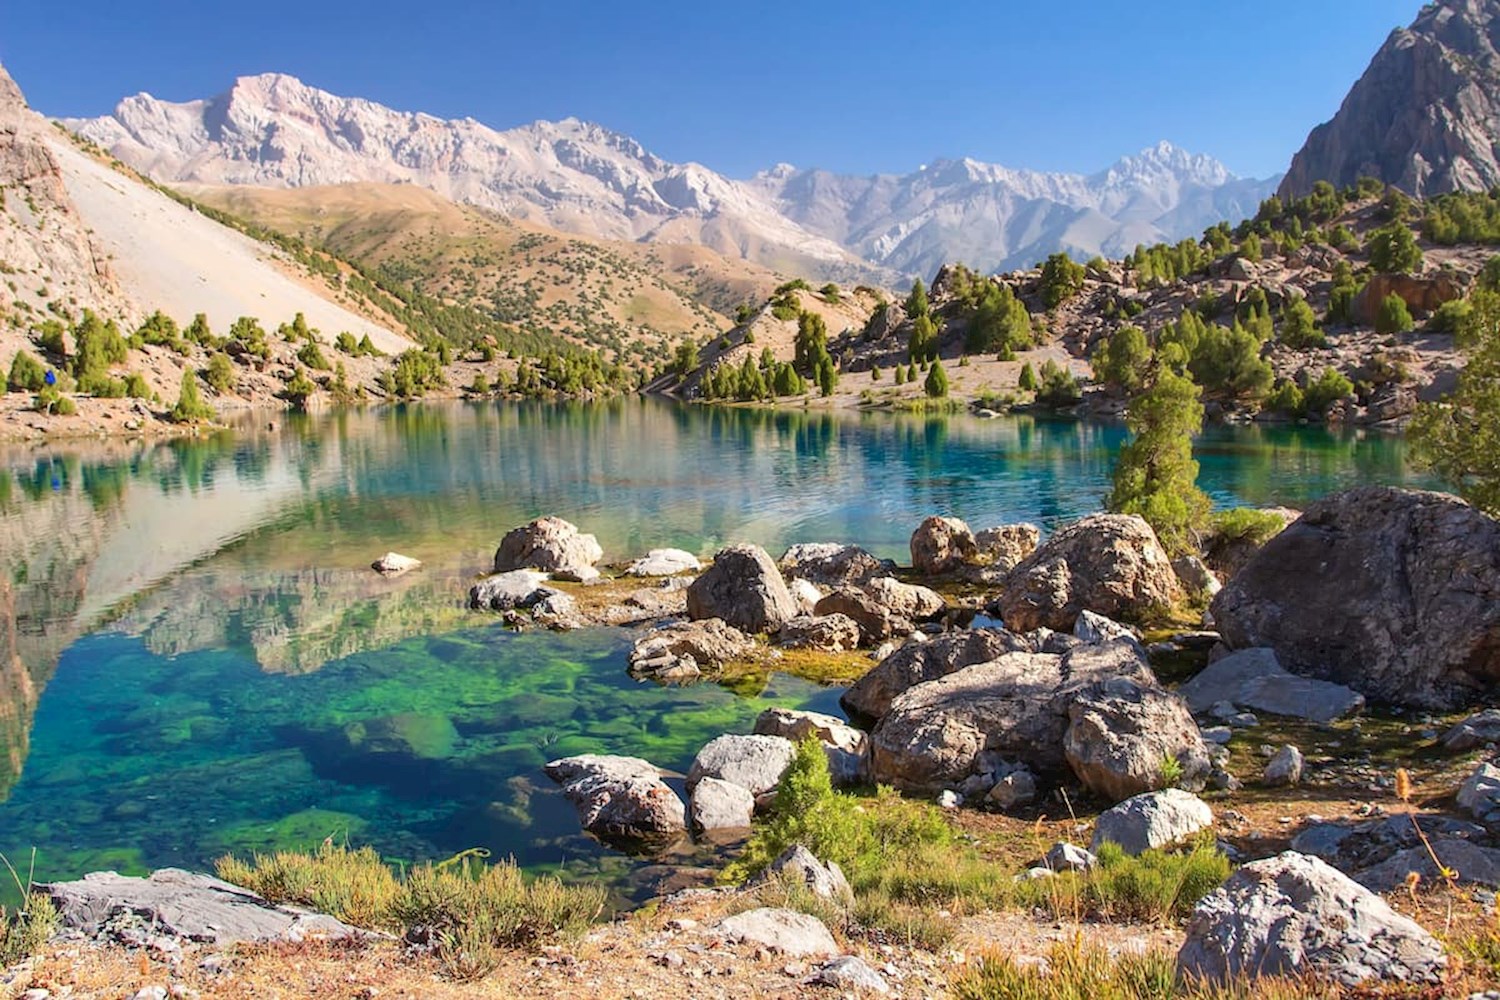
<box><xmin>3</xmin><ymin>0</ymin><xmax>1419</xmax><ymax>180</ymax></box>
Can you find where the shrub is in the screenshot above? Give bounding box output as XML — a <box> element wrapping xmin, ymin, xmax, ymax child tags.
<box><xmin>36</xmin><ymin>319</ymin><xmax>67</xmax><ymax>359</ymax></box>
<box><xmin>1035</xmin><ymin>359</ymin><xmax>1081</xmax><ymax>407</ymax></box>
<box><xmin>297</xmin><ymin>340</ymin><xmax>332</xmax><ymax>371</ymax></box>
<box><xmin>1368</xmin><ymin>223</ymin><xmax>1423</xmax><ymax>274</ymax></box>
<box><xmin>819</xmin><ymin>282</ymin><xmax>840</xmax><ymax>302</ymax></box>
<box><xmin>1412</xmin><ymin>289</ymin><xmax>1500</xmax><ymax>513</ymax></box>
<box><xmin>7</xmin><ymin>351</ymin><xmax>46</xmax><ymax>392</ymax></box>
<box><xmin>335</xmin><ymin>331</ymin><xmax>360</xmax><ymax>354</ymax></box>
<box><xmin>1210</xmin><ymin>507</ymin><xmax>1289</xmax><ymax>548</ymax></box>
<box><xmin>1375</xmin><ymin>293</ymin><xmax>1414</xmax><ymax>335</ymax></box>
<box><xmin>281</xmin><ymin>367</ymin><xmax>318</xmax><ymax>408</ymax></box>
<box><xmin>0</xmin><ymin>894</ymin><xmax>57</xmax><ymax>967</ymax></box>
<box><xmin>1017</xmin><ymin>361</ymin><xmax>1038</xmax><ymax>392</ymax></box>
<box><xmin>1302</xmin><ymin>367</ymin><xmax>1354</xmax><ymax>415</ymax></box>
<box><xmin>924</xmin><ymin>359</ymin><xmax>949</xmax><ymax>398</ymax></box>
<box><xmin>123</xmin><ymin>372</ymin><xmax>151</xmax><ymax>399</ymax></box>
<box><xmin>168</xmin><ymin>370</ymin><xmax>216</xmax><ymax>423</ymax></box>
<box><xmin>1428</xmin><ymin>298</ymin><xmax>1473</xmax><ymax>334</ymax></box>
<box><xmin>1039</xmin><ymin>253</ymin><xmax>1086</xmax><ymax>308</ymax></box>
<box><xmin>205</xmin><ymin>353</ymin><xmax>235</xmax><ymax>393</ymax></box>
<box><xmin>1091</xmin><ymin>325</ymin><xmax>1151</xmax><ymax>393</ymax></box>
<box><xmin>1278</xmin><ymin>297</ymin><xmax>1325</xmax><ymax>349</ymax></box>
<box><xmin>34</xmin><ymin>386</ymin><xmax>75</xmax><ymax>416</ymax></box>
<box><xmin>184</xmin><ymin>313</ymin><xmax>217</xmax><ymax>348</ymax></box>
<box><xmin>382</xmin><ymin>349</ymin><xmax>447</xmax><ymax>398</ymax></box>
<box><xmin>1263</xmin><ymin>379</ymin><xmax>1305</xmax><ymax>416</ymax></box>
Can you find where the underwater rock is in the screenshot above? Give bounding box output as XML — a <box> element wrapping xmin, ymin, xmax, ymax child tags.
<box><xmin>370</xmin><ymin>552</ymin><xmax>421</xmax><ymax>577</ymax></box>
<box><xmin>624</xmin><ymin>548</ymin><xmax>701</xmax><ymax>577</ymax></box>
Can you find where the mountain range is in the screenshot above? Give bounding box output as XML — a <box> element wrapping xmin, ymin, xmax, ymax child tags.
<box><xmin>67</xmin><ymin>73</ymin><xmax>1280</xmax><ymax>282</ymax></box>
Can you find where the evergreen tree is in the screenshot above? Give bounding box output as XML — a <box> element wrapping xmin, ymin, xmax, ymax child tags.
<box><xmin>908</xmin><ymin>314</ymin><xmax>939</xmax><ymax>363</ymax></box>
<box><xmin>817</xmin><ymin>356</ymin><xmax>837</xmax><ymax>397</ymax></box>
<box><xmin>169</xmin><ymin>369</ymin><xmax>216</xmax><ymax>423</ymax></box>
<box><xmin>905</xmin><ymin>278</ymin><xmax>929</xmax><ymax>318</ymax></box>
<box><xmin>1018</xmin><ymin>361</ymin><xmax>1038</xmax><ymax>392</ymax></box>
<box><xmin>1039</xmin><ymin>253</ymin><xmax>1086</xmax><ymax>308</ymax></box>
<box><xmin>924</xmin><ymin>359</ymin><xmax>949</xmax><ymax>398</ymax></box>
<box><xmin>1369</xmin><ymin>223</ymin><xmax>1423</xmax><ymax>274</ymax></box>
<box><xmin>1106</xmin><ymin>363</ymin><xmax>1211</xmax><ymax>556</ymax></box>
<box><xmin>1279</xmin><ymin>297</ymin><xmax>1325</xmax><ymax>349</ymax></box>
<box><xmin>894</xmin><ymin>364</ymin><xmax>906</xmax><ymax>386</ymax></box>
<box><xmin>1412</xmin><ymin>289</ymin><xmax>1500</xmax><ymax>514</ymax></box>
<box><xmin>1092</xmin><ymin>325</ymin><xmax>1151</xmax><ymax>394</ymax></box>
<box><xmin>7</xmin><ymin>351</ymin><xmax>46</xmax><ymax>392</ymax></box>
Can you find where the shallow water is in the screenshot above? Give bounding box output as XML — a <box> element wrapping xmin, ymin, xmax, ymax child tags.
<box><xmin>0</xmin><ymin>400</ymin><xmax>1433</xmax><ymax>892</ymax></box>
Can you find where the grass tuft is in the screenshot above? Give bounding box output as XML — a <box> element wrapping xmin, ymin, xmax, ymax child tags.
<box><xmin>216</xmin><ymin>845</ymin><xmax>606</xmax><ymax>980</ymax></box>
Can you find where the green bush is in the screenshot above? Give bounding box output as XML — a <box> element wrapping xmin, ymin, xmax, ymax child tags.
<box><xmin>205</xmin><ymin>353</ymin><xmax>235</xmax><ymax>393</ymax></box>
<box><xmin>335</xmin><ymin>331</ymin><xmax>360</xmax><ymax>354</ymax></box>
<box><xmin>34</xmin><ymin>386</ymin><xmax>75</xmax><ymax>416</ymax></box>
<box><xmin>1263</xmin><ymin>379</ymin><xmax>1305</xmax><ymax>416</ymax></box>
<box><xmin>1428</xmin><ymin>298</ymin><xmax>1473</xmax><ymax>334</ymax></box>
<box><xmin>924</xmin><ymin>359</ymin><xmax>949</xmax><ymax>398</ymax></box>
<box><xmin>217</xmin><ymin>845</ymin><xmax>605</xmax><ymax>981</ymax></box>
<box><xmin>0</xmin><ymin>893</ymin><xmax>57</xmax><ymax>967</ymax></box>
<box><xmin>1210</xmin><ymin>507</ymin><xmax>1289</xmax><ymax>547</ymax></box>
<box><xmin>1375</xmin><ymin>293</ymin><xmax>1414</xmax><ymax>335</ymax></box>
<box><xmin>1302</xmin><ymin>367</ymin><xmax>1354</xmax><ymax>415</ymax></box>
<box><xmin>282</xmin><ymin>367</ymin><xmax>318</xmax><ymax>407</ymax></box>
<box><xmin>169</xmin><ymin>370</ymin><xmax>216</xmax><ymax>423</ymax></box>
<box><xmin>123</xmin><ymin>372</ymin><xmax>151</xmax><ymax>399</ymax></box>
<box><xmin>1035</xmin><ymin>359</ymin><xmax>1082</xmax><ymax>407</ymax></box>
<box><xmin>1092</xmin><ymin>325</ymin><xmax>1151</xmax><ymax>393</ymax></box>
<box><xmin>381</xmin><ymin>349</ymin><xmax>447</xmax><ymax>398</ymax></box>
<box><xmin>1039</xmin><ymin>253</ymin><xmax>1086</xmax><ymax>308</ymax></box>
<box><xmin>1018</xmin><ymin>361</ymin><xmax>1038</xmax><ymax>392</ymax></box>
<box><xmin>1368</xmin><ymin>223</ymin><xmax>1423</xmax><ymax>274</ymax></box>
<box><xmin>1278</xmin><ymin>297</ymin><xmax>1325</xmax><ymax>349</ymax></box>
<box><xmin>1106</xmin><ymin>366</ymin><xmax>1210</xmax><ymax>556</ymax></box>
<box><xmin>297</xmin><ymin>340</ymin><xmax>332</xmax><ymax>371</ymax></box>
<box><xmin>7</xmin><ymin>351</ymin><xmax>46</xmax><ymax>392</ymax></box>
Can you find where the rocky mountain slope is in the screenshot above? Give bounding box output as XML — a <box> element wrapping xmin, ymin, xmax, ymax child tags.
<box><xmin>1281</xmin><ymin>0</ymin><xmax>1500</xmax><ymax>199</ymax></box>
<box><xmin>66</xmin><ymin>74</ymin><xmax>883</xmax><ymax>286</ymax></box>
<box><xmin>748</xmin><ymin>142</ymin><xmax>1277</xmax><ymax>277</ymax></box>
<box><xmin>67</xmin><ymin>73</ymin><xmax>1275</xmax><ymax>282</ymax></box>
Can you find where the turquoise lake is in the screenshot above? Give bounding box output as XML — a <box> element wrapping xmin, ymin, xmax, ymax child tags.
<box><xmin>0</xmin><ymin>400</ymin><xmax>1434</xmax><ymax>895</ymax></box>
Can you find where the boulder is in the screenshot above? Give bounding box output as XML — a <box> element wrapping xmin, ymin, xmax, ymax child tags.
<box><xmin>778</xmin><ymin>542</ymin><xmax>893</xmax><ymax>589</ymax></box>
<box><xmin>910</xmin><ymin>515</ymin><xmax>978</xmax><ymax>576</ymax></box>
<box><xmin>717</xmin><ymin>908</ymin><xmax>838</xmax><ymax>958</ymax></box>
<box><xmin>756</xmin><ymin>845</ymin><xmax>853</xmax><ymax>903</ymax></box>
<box><xmin>624</xmin><ymin>548</ymin><xmax>700</xmax><ymax>577</ymax></box>
<box><xmin>841</xmin><ymin>629</ymin><xmax>1032</xmax><ymax>720</ymax></box>
<box><xmin>468</xmin><ymin>570</ymin><xmax>572</xmax><ymax>613</ymax></box>
<box><xmin>753</xmin><ymin>707</ymin><xmax>869</xmax><ymax>785</ymax></box>
<box><xmin>986</xmin><ymin>768</ymin><xmax>1037</xmax><ymax>809</ymax></box>
<box><xmin>1045</xmin><ymin>842</ymin><xmax>1097</xmax><ymax>873</ymax></box>
<box><xmin>1210</xmin><ymin>487</ymin><xmax>1500</xmax><ymax>710</ymax></box>
<box><xmin>1443</xmin><ymin>708</ymin><xmax>1500</xmax><ymax>751</ymax></box>
<box><xmin>1064</xmin><ymin>677</ymin><xmax>1211</xmax><ymax>801</ymax></box>
<box><xmin>1264</xmin><ymin>745</ymin><xmax>1304</xmax><ymax>786</ymax></box>
<box><xmin>627</xmin><ymin>619</ymin><xmax>755</xmax><ymax>680</ymax></box>
<box><xmin>44</xmin><ymin>869</ymin><xmax>364</xmax><ymax>945</ymax></box>
<box><xmin>1171</xmin><ymin>554</ymin><xmax>1221</xmax><ymax>597</ymax></box>
<box><xmin>543</xmin><ymin>754</ymin><xmax>686</xmax><ymax>839</ymax></box>
<box><xmin>689</xmin><ymin>776</ymin><xmax>755</xmax><ymax>832</ymax></box>
<box><xmin>1176</xmin><ymin>852</ymin><xmax>1445</xmax><ymax>985</ymax></box>
<box><xmin>995</xmin><ymin>514</ymin><xmax>1182</xmax><ymax>632</ymax></box>
<box><xmin>814</xmin><ymin>576</ymin><xmax>946</xmax><ymax>644</ymax></box>
<box><xmin>813</xmin><ymin>956</ymin><xmax>889</xmax><ymax>994</ymax></box>
<box><xmin>871</xmin><ymin>640</ymin><xmax>1156</xmax><ymax>792</ymax></box>
<box><xmin>687</xmin><ymin>734</ymin><xmax>796</xmax><ymax>800</ymax></box>
<box><xmin>1073</xmin><ymin>610</ymin><xmax>1142</xmax><ymax>650</ymax></box>
<box><xmin>1353</xmin><ymin>272</ymin><xmax>1467</xmax><ymax>326</ymax></box>
<box><xmin>687</xmin><ymin>544</ymin><xmax>798</xmax><ymax>634</ymax></box>
<box><xmin>370</xmin><ymin>552</ymin><xmax>421</xmax><ymax>577</ymax></box>
<box><xmin>1458</xmin><ymin>761</ymin><xmax>1500</xmax><ymax>823</ymax></box>
<box><xmin>974</xmin><ymin>524</ymin><xmax>1040</xmax><ymax>574</ymax></box>
<box><xmin>494</xmin><ymin>516</ymin><xmax>603</xmax><ymax>581</ymax></box>
<box><xmin>1292</xmin><ymin>814</ymin><xmax>1492</xmax><ymax>883</ymax></box>
<box><xmin>1177</xmin><ymin>648</ymin><xmax>1365</xmax><ymax>724</ymax></box>
<box><xmin>787</xmin><ymin>578</ymin><xmax>823</xmax><ymax>616</ymax></box>
<box><xmin>776</xmin><ymin>614</ymin><xmax>862</xmax><ymax>653</ymax></box>
<box><xmin>1091</xmin><ymin>789</ymin><xmax>1213</xmax><ymax>855</ymax></box>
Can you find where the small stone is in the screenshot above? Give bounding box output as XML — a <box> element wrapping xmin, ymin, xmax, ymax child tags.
<box><xmin>937</xmin><ymin>789</ymin><xmax>963</xmax><ymax>809</ymax></box>
<box><xmin>1264</xmin><ymin>746</ymin><xmax>1304</xmax><ymax>787</ymax></box>
<box><xmin>1045</xmin><ymin>841</ymin><xmax>1097</xmax><ymax>872</ymax></box>
<box><xmin>1202</xmin><ymin>726</ymin><xmax>1232</xmax><ymax>745</ymax></box>
<box><xmin>813</xmin><ymin>955</ymin><xmax>890</xmax><ymax>993</ymax></box>
<box><xmin>986</xmin><ymin>769</ymin><xmax>1037</xmax><ymax>809</ymax></box>
<box><xmin>1227</xmin><ymin>713</ymin><xmax>1259</xmax><ymax>728</ymax></box>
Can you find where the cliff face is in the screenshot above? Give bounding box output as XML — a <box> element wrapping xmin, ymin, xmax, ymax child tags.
<box><xmin>0</xmin><ymin>61</ymin><xmax>126</xmax><ymax>323</ymax></box>
<box><xmin>1281</xmin><ymin>0</ymin><xmax>1500</xmax><ymax>199</ymax></box>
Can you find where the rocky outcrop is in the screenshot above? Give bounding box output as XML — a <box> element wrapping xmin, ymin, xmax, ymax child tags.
<box><xmin>687</xmin><ymin>545</ymin><xmax>798</xmax><ymax>635</ymax></box>
<box><xmin>1353</xmin><ymin>272</ymin><xmax>1467</xmax><ymax>325</ymax></box>
<box><xmin>813</xmin><ymin>576</ymin><xmax>945</xmax><ymax>643</ymax></box>
<box><xmin>494</xmin><ymin>517</ymin><xmax>603</xmax><ymax>582</ymax></box>
<box><xmin>753</xmin><ymin>707</ymin><xmax>870</xmax><ymax>785</ymax></box>
<box><xmin>1177</xmin><ymin>852</ymin><xmax>1445</xmax><ymax>985</ymax></box>
<box><xmin>1280</xmin><ymin>0</ymin><xmax>1500</xmax><ymax>199</ymax></box>
<box><xmin>994</xmin><ymin>514</ymin><xmax>1181</xmax><ymax>632</ymax></box>
<box><xmin>1443</xmin><ymin>708</ymin><xmax>1500</xmax><ymax>751</ymax></box>
<box><xmin>775</xmin><ymin>613</ymin><xmax>862</xmax><ymax>653</ymax></box>
<box><xmin>1210</xmin><ymin>488</ymin><xmax>1500</xmax><ymax>710</ymax></box>
<box><xmin>1177</xmin><ymin>648</ymin><xmax>1366</xmax><ymax>724</ymax></box>
<box><xmin>870</xmin><ymin>640</ymin><xmax>1157</xmax><ymax>792</ymax></box>
<box><xmin>910</xmin><ymin>516</ymin><xmax>977</xmax><ymax>576</ymax></box>
<box><xmin>44</xmin><ymin>869</ymin><xmax>365</xmax><ymax>945</ymax></box>
<box><xmin>543</xmin><ymin>754</ymin><xmax>686</xmax><ymax>840</ymax></box>
<box><xmin>778</xmin><ymin>543</ymin><xmax>892</xmax><ymax>589</ymax></box>
<box><xmin>627</xmin><ymin>618</ymin><xmax>756</xmax><ymax>681</ymax></box>
<box><xmin>1459</xmin><ymin>761</ymin><xmax>1500</xmax><ymax>823</ymax></box>
<box><xmin>841</xmin><ymin>629</ymin><xmax>1032</xmax><ymax>720</ymax></box>
<box><xmin>1091</xmin><ymin>789</ymin><xmax>1214</xmax><ymax>855</ymax></box>
<box><xmin>1063</xmin><ymin>677</ymin><xmax>1210</xmax><ymax>801</ymax></box>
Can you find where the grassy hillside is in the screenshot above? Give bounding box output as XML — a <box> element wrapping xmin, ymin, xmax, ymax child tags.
<box><xmin>184</xmin><ymin>183</ymin><xmax>784</xmax><ymax>370</ymax></box>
